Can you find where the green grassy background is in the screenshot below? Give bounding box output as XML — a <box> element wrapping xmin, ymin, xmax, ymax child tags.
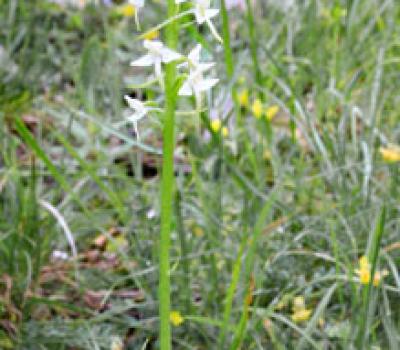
<box><xmin>1</xmin><ymin>0</ymin><xmax>400</xmax><ymax>349</ymax></box>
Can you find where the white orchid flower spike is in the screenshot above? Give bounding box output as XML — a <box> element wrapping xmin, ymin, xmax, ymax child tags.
<box><xmin>175</xmin><ymin>0</ymin><xmax>222</xmax><ymax>43</ymax></box>
<box><xmin>130</xmin><ymin>40</ymin><xmax>182</xmax><ymax>88</ymax></box>
<box><xmin>124</xmin><ymin>95</ymin><xmax>149</xmax><ymax>140</ymax></box>
<box><xmin>128</xmin><ymin>0</ymin><xmax>145</xmax><ymax>30</ymax></box>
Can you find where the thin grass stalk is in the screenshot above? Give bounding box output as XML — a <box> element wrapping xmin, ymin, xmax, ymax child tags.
<box><xmin>175</xmin><ymin>191</ymin><xmax>192</xmax><ymax>314</ymax></box>
<box><xmin>230</xmin><ymin>193</ymin><xmax>276</xmax><ymax>349</ymax></box>
<box><xmin>159</xmin><ymin>1</ymin><xmax>179</xmax><ymax>349</ymax></box>
<box><xmin>245</xmin><ymin>0</ymin><xmax>262</xmax><ymax>88</ymax></box>
<box><xmin>356</xmin><ymin>206</ymin><xmax>386</xmax><ymax>348</ymax></box>
<box><xmin>219</xmin><ymin>237</ymin><xmax>246</xmax><ymax>347</ymax></box>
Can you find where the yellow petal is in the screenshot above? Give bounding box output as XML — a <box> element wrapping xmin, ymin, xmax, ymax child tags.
<box><xmin>359</xmin><ymin>256</ymin><xmax>370</xmax><ymax>270</ymax></box>
<box><xmin>379</xmin><ymin>146</ymin><xmax>400</xmax><ymax>163</ymax></box>
<box><xmin>293</xmin><ymin>296</ymin><xmax>306</xmax><ymax>312</ymax></box>
<box><xmin>238</xmin><ymin>89</ymin><xmax>249</xmax><ymax>107</ymax></box>
<box><xmin>211</xmin><ymin>119</ymin><xmax>222</xmax><ymax>133</ymax></box>
<box><xmin>118</xmin><ymin>4</ymin><xmax>136</xmax><ymax>17</ymax></box>
<box><xmin>252</xmin><ymin>99</ymin><xmax>263</xmax><ymax>119</ymax></box>
<box><xmin>170</xmin><ymin>311</ymin><xmax>184</xmax><ymax>326</ymax></box>
<box><xmin>291</xmin><ymin>309</ymin><xmax>312</xmax><ymax>323</ymax></box>
<box><xmin>143</xmin><ymin>29</ymin><xmax>160</xmax><ymax>41</ymax></box>
<box><xmin>356</xmin><ymin>267</ymin><xmax>371</xmax><ymax>285</ymax></box>
<box><xmin>265</xmin><ymin>105</ymin><xmax>279</xmax><ymax>121</ymax></box>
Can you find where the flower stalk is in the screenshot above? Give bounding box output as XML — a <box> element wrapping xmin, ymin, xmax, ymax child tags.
<box><xmin>159</xmin><ymin>1</ymin><xmax>179</xmax><ymax>349</ymax></box>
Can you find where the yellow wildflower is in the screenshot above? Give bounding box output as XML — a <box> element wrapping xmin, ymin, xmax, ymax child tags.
<box><xmin>252</xmin><ymin>99</ymin><xmax>263</xmax><ymax>119</ymax></box>
<box><xmin>355</xmin><ymin>255</ymin><xmax>389</xmax><ymax>286</ymax></box>
<box><xmin>118</xmin><ymin>4</ymin><xmax>136</xmax><ymax>17</ymax></box>
<box><xmin>358</xmin><ymin>268</ymin><xmax>371</xmax><ymax>285</ymax></box>
<box><xmin>379</xmin><ymin>145</ymin><xmax>400</xmax><ymax>163</ymax></box>
<box><xmin>359</xmin><ymin>255</ymin><xmax>370</xmax><ymax>270</ymax></box>
<box><xmin>293</xmin><ymin>296</ymin><xmax>306</xmax><ymax>312</ymax></box>
<box><xmin>238</xmin><ymin>89</ymin><xmax>249</xmax><ymax>107</ymax></box>
<box><xmin>265</xmin><ymin>105</ymin><xmax>279</xmax><ymax>121</ymax></box>
<box><xmin>291</xmin><ymin>309</ymin><xmax>312</xmax><ymax>323</ymax></box>
<box><xmin>143</xmin><ymin>29</ymin><xmax>160</xmax><ymax>41</ymax></box>
<box><xmin>211</xmin><ymin>119</ymin><xmax>229</xmax><ymax>137</ymax></box>
<box><xmin>170</xmin><ymin>311</ymin><xmax>184</xmax><ymax>326</ymax></box>
<box><xmin>291</xmin><ymin>296</ymin><xmax>312</xmax><ymax>323</ymax></box>
<box><xmin>355</xmin><ymin>255</ymin><xmax>371</xmax><ymax>285</ymax></box>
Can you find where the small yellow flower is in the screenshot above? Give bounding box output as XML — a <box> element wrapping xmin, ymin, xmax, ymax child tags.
<box><xmin>118</xmin><ymin>4</ymin><xmax>136</xmax><ymax>17</ymax></box>
<box><xmin>170</xmin><ymin>311</ymin><xmax>184</xmax><ymax>326</ymax></box>
<box><xmin>238</xmin><ymin>89</ymin><xmax>249</xmax><ymax>107</ymax></box>
<box><xmin>373</xmin><ymin>269</ymin><xmax>389</xmax><ymax>287</ymax></box>
<box><xmin>143</xmin><ymin>29</ymin><xmax>160</xmax><ymax>41</ymax></box>
<box><xmin>357</xmin><ymin>268</ymin><xmax>371</xmax><ymax>285</ymax></box>
<box><xmin>291</xmin><ymin>296</ymin><xmax>312</xmax><ymax>323</ymax></box>
<box><xmin>355</xmin><ymin>256</ymin><xmax>389</xmax><ymax>286</ymax></box>
<box><xmin>211</xmin><ymin>119</ymin><xmax>229</xmax><ymax>137</ymax></box>
<box><xmin>252</xmin><ymin>99</ymin><xmax>263</xmax><ymax>119</ymax></box>
<box><xmin>355</xmin><ymin>255</ymin><xmax>371</xmax><ymax>285</ymax></box>
<box><xmin>265</xmin><ymin>105</ymin><xmax>279</xmax><ymax>121</ymax></box>
<box><xmin>291</xmin><ymin>309</ymin><xmax>312</xmax><ymax>323</ymax></box>
<box><xmin>379</xmin><ymin>145</ymin><xmax>400</xmax><ymax>163</ymax></box>
<box><xmin>293</xmin><ymin>296</ymin><xmax>306</xmax><ymax>311</ymax></box>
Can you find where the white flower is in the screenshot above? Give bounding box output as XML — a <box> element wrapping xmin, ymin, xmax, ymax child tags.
<box><xmin>130</xmin><ymin>40</ymin><xmax>182</xmax><ymax>88</ymax></box>
<box><xmin>179</xmin><ymin>64</ymin><xmax>218</xmax><ymax>108</ymax></box>
<box><xmin>128</xmin><ymin>0</ymin><xmax>146</xmax><ymax>30</ymax></box>
<box><xmin>129</xmin><ymin>0</ymin><xmax>145</xmax><ymax>6</ymax></box>
<box><xmin>124</xmin><ymin>95</ymin><xmax>149</xmax><ymax>140</ymax></box>
<box><xmin>175</xmin><ymin>0</ymin><xmax>222</xmax><ymax>43</ymax></box>
<box><xmin>179</xmin><ymin>44</ymin><xmax>218</xmax><ymax>107</ymax></box>
<box><xmin>178</xmin><ymin>43</ymin><xmax>202</xmax><ymax>70</ymax></box>
<box><xmin>187</xmin><ymin>43</ymin><xmax>202</xmax><ymax>67</ymax></box>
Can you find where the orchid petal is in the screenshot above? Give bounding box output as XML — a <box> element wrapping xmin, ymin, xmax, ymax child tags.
<box><xmin>197</xmin><ymin>78</ymin><xmax>219</xmax><ymax>92</ymax></box>
<box><xmin>130</xmin><ymin>54</ymin><xmax>155</xmax><ymax>67</ymax></box>
<box><xmin>161</xmin><ymin>47</ymin><xmax>182</xmax><ymax>63</ymax></box>
<box><xmin>178</xmin><ymin>81</ymin><xmax>193</xmax><ymax>96</ymax></box>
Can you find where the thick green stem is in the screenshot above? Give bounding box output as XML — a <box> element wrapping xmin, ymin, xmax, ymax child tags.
<box><xmin>159</xmin><ymin>1</ymin><xmax>178</xmax><ymax>349</ymax></box>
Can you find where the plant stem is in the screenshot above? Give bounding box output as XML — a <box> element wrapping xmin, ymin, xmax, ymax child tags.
<box><xmin>245</xmin><ymin>0</ymin><xmax>263</xmax><ymax>88</ymax></box>
<box><xmin>220</xmin><ymin>0</ymin><xmax>234</xmax><ymax>78</ymax></box>
<box><xmin>159</xmin><ymin>1</ymin><xmax>179</xmax><ymax>349</ymax></box>
<box><xmin>356</xmin><ymin>206</ymin><xmax>386</xmax><ymax>349</ymax></box>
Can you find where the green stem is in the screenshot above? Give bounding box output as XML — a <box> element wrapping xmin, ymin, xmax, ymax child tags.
<box><xmin>159</xmin><ymin>1</ymin><xmax>179</xmax><ymax>349</ymax></box>
<box><xmin>245</xmin><ymin>0</ymin><xmax>263</xmax><ymax>88</ymax></box>
<box><xmin>220</xmin><ymin>0</ymin><xmax>241</xmax><ymax>122</ymax></box>
<box><xmin>220</xmin><ymin>0</ymin><xmax>234</xmax><ymax>78</ymax></box>
<box><xmin>356</xmin><ymin>206</ymin><xmax>386</xmax><ymax>349</ymax></box>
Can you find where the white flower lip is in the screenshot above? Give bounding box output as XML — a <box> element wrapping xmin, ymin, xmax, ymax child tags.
<box><xmin>124</xmin><ymin>95</ymin><xmax>149</xmax><ymax>140</ymax></box>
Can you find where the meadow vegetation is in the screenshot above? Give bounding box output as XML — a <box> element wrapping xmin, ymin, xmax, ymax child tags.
<box><xmin>1</xmin><ymin>0</ymin><xmax>400</xmax><ymax>349</ymax></box>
